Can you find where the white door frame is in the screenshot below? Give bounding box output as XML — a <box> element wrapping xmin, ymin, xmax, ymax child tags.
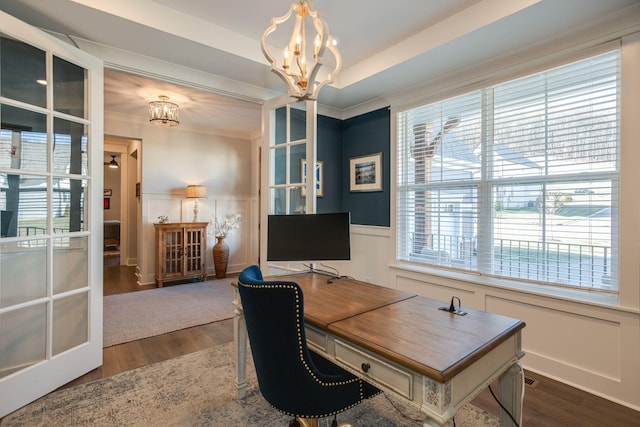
<box><xmin>104</xmin><ymin>137</ymin><xmax>130</xmax><ymax>265</ymax></box>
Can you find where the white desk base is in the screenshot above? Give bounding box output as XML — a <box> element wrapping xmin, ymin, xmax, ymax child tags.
<box><xmin>233</xmin><ymin>289</ymin><xmax>523</xmax><ymax>427</ymax></box>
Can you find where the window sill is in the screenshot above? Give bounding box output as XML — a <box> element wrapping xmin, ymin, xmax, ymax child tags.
<box><xmin>389</xmin><ymin>262</ymin><xmax>636</xmax><ymax>314</ymax></box>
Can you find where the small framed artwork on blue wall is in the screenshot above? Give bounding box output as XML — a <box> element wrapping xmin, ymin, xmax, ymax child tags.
<box><xmin>350</xmin><ymin>153</ymin><xmax>382</xmax><ymax>192</ymax></box>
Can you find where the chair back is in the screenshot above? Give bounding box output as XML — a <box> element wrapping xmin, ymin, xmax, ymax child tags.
<box><xmin>238</xmin><ymin>265</ymin><xmax>378</xmax><ymax>417</ymax></box>
<box><xmin>238</xmin><ymin>266</ymin><xmax>320</xmax><ymax>413</ymax></box>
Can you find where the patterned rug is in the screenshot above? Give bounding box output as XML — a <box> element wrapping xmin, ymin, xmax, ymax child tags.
<box><xmin>2</xmin><ymin>343</ymin><xmax>499</xmax><ymax>426</ymax></box>
<box><xmin>103</xmin><ymin>278</ymin><xmax>235</xmax><ymax>347</ymax></box>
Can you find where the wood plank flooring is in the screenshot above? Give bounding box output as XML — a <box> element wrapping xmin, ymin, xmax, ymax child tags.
<box><xmin>12</xmin><ymin>257</ymin><xmax>640</xmax><ymax>426</ymax></box>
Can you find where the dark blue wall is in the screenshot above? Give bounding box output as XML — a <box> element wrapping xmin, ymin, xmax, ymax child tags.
<box><xmin>317</xmin><ymin>114</ymin><xmax>343</xmax><ymax>212</ymax></box>
<box><xmin>341</xmin><ymin>108</ymin><xmax>390</xmax><ymax>226</ymax></box>
<box><xmin>274</xmin><ymin>106</ymin><xmax>391</xmax><ymax>226</ymax></box>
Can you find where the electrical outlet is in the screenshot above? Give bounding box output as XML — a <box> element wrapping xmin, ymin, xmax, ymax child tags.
<box><xmin>438</xmin><ymin>307</ymin><xmax>468</xmax><ymax>316</ymax></box>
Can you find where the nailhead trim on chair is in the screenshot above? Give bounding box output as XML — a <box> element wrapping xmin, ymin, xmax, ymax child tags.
<box><xmin>238</xmin><ymin>281</ymin><xmax>381</xmax><ymax>419</ymax></box>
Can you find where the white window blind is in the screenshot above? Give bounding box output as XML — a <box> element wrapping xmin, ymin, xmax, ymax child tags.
<box><xmin>397</xmin><ymin>50</ymin><xmax>619</xmax><ymax>292</ymax></box>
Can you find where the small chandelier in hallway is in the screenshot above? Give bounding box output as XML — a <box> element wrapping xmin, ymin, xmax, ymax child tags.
<box><xmin>149</xmin><ymin>95</ymin><xmax>179</xmax><ymax>127</ymax></box>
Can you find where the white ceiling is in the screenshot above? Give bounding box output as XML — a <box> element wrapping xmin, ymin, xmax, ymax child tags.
<box><xmin>1</xmin><ymin>0</ymin><xmax>639</xmax><ymax>138</ymax></box>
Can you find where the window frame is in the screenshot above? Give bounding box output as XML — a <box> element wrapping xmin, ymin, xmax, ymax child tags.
<box><xmin>394</xmin><ymin>49</ymin><xmax>621</xmax><ymax>296</ymax></box>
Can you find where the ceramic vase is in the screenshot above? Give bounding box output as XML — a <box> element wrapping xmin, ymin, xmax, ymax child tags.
<box><xmin>212</xmin><ymin>236</ymin><xmax>229</xmax><ymax>279</ymax></box>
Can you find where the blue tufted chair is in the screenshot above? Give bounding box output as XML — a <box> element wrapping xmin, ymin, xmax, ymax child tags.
<box><xmin>238</xmin><ymin>265</ymin><xmax>380</xmax><ymax>427</ymax></box>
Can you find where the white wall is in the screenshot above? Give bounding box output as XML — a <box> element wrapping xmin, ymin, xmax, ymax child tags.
<box><xmin>104</xmin><ymin>115</ymin><xmax>259</xmax><ymax>285</ymax></box>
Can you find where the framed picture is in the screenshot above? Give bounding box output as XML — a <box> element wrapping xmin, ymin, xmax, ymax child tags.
<box><xmin>103</xmin><ymin>198</ymin><xmax>110</xmax><ymax>209</ymax></box>
<box><xmin>103</xmin><ymin>189</ymin><xmax>112</xmax><ymax>197</ymax></box>
<box><xmin>350</xmin><ymin>153</ymin><xmax>383</xmax><ymax>192</ymax></box>
<box><xmin>300</xmin><ymin>159</ymin><xmax>324</xmax><ymax>197</ymax></box>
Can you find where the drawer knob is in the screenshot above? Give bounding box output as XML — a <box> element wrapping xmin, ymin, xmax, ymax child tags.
<box><xmin>361</xmin><ymin>362</ymin><xmax>370</xmax><ymax>373</ymax></box>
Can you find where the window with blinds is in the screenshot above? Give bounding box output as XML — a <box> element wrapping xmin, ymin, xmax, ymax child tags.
<box><xmin>396</xmin><ymin>50</ymin><xmax>619</xmax><ymax>292</ymax></box>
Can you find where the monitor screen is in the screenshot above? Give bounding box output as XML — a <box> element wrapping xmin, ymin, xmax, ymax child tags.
<box><xmin>267</xmin><ymin>212</ymin><xmax>351</xmax><ymax>262</ymax></box>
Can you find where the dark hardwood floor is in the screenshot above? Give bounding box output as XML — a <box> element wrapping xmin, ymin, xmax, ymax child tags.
<box><xmin>19</xmin><ymin>255</ymin><xmax>640</xmax><ymax>426</ymax></box>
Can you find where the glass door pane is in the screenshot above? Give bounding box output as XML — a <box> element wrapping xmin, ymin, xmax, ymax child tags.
<box><xmin>0</xmin><ymin>34</ymin><xmax>46</xmax><ymax>108</ymax></box>
<box><xmin>53</xmin><ymin>56</ymin><xmax>87</xmax><ymax>119</ymax></box>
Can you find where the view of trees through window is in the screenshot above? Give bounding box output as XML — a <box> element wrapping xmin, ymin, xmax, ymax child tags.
<box><xmin>397</xmin><ymin>50</ymin><xmax>619</xmax><ymax>292</ymax></box>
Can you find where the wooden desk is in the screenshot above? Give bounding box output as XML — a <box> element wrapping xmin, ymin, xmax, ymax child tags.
<box><xmin>233</xmin><ymin>273</ymin><xmax>525</xmax><ymax>427</ymax></box>
<box><xmin>284</xmin><ymin>273</ymin><xmax>415</xmax><ymax>328</ymax></box>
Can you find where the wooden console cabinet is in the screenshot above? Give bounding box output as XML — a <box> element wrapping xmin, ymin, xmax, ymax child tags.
<box><xmin>154</xmin><ymin>222</ymin><xmax>208</xmax><ymax>287</ymax></box>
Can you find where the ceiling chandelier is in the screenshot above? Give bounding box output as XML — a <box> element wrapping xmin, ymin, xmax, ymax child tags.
<box><xmin>149</xmin><ymin>95</ymin><xmax>179</xmax><ymax>126</ymax></box>
<box><xmin>261</xmin><ymin>0</ymin><xmax>341</xmax><ymax>101</ymax></box>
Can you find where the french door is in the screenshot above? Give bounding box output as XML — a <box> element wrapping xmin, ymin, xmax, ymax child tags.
<box><xmin>260</xmin><ymin>96</ymin><xmax>319</xmax><ymax>272</ymax></box>
<box><xmin>0</xmin><ymin>11</ymin><xmax>103</xmax><ymax>417</ymax></box>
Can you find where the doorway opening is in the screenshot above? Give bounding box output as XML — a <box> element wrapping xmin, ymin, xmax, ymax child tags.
<box><xmin>104</xmin><ymin>136</ymin><xmax>142</xmax><ymax>295</ymax></box>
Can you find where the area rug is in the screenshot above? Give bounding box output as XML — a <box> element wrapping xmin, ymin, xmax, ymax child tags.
<box><xmin>2</xmin><ymin>343</ymin><xmax>498</xmax><ymax>427</ymax></box>
<box><xmin>103</xmin><ymin>278</ymin><xmax>235</xmax><ymax>347</ymax></box>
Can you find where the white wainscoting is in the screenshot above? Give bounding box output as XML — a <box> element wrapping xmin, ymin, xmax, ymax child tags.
<box><xmin>346</xmin><ymin>225</ymin><xmax>640</xmax><ymax>411</ymax></box>
<box><xmin>342</xmin><ymin>224</ymin><xmax>392</xmax><ymax>285</ymax></box>
<box><xmin>138</xmin><ymin>194</ymin><xmax>258</xmax><ymax>285</ymax></box>
<box><xmin>388</xmin><ymin>267</ymin><xmax>640</xmax><ymax>411</ymax></box>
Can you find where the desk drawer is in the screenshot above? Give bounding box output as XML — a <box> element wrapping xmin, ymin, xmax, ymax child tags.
<box><xmin>306</xmin><ymin>326</ymin><xmax>327</xmax><ymax>352</ymax></box>
<box><xmin>335</xmin><ymin>339</ymin><xmax>413</xmax><ymax>400</ymax></box>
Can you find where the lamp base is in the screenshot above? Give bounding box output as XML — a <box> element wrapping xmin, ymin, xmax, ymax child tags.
<box><xmin>193</xmin><ymin>199</ymin><xmax>200</xmax><ymax>222</ymax></box>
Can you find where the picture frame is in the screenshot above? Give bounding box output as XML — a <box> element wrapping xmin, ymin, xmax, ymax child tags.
<box><xmin>350</xmin><ymin>153</ymin><xmax>383</xmax><ymax>192</ymax></box>
<box><xmin>300</xmin><ymin>159</ymin><xmax>324</xmax><ymax>197</ymax></box>
<box><xmin>103</xmin><ymin>189</ymin><xmax>112</xmax><ymax>197</ymax></box>
<box><xmin>103</xmin><ymin>198</ymin><xmax>110</xmax><ymax>210</ymax></box>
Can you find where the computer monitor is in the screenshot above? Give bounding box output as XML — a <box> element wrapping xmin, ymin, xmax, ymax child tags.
<box><xmin>267</xmin><ymin>212</ymin><xmax>351</xmax><ymax>262</ymax></box>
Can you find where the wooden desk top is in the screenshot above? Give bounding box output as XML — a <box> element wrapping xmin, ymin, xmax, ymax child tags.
<box><xmin>327</xmin><ymin>295</ymin><xmax>525</xmax><ymax>383</ymax></box>
<box><xmin>274</xmin><ymin>273</ymin><xmax>415</xmax><ymax>329</ymax></box>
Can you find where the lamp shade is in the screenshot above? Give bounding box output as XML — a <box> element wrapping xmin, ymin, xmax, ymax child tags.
<box><xmin>186</xmin><ymin>185</ymin><xmax>207</xmax><ymax>199</ymax></box>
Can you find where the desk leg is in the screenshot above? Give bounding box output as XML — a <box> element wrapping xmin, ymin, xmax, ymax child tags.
<box><xmin>233</xmin><ymin>298</ymin><xmax>248</xmax><ymax>399</ymax></box>
<box><xmin>498</xmin><ymin>361</ymin><xmax>523</xmax><ymax>427</ymax></box>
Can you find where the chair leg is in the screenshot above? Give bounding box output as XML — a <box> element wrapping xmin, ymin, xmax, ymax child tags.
<box><xmin>295</xmin><ymin>418</ymin><xmax>319</xmax><ymax>427</ymax></box>
<box><xmin>294</xmin><ymin>417</ymin><xmax>353</xmax><ymax>427</ymax></box>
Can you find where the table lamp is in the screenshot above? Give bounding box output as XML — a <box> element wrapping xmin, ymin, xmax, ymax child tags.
<box><xmin>186</xmin><ymin>185</ymin><xmax>207</xmax><ymax>222</ymax></box>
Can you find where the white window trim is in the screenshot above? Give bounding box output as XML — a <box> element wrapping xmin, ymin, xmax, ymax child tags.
<box><xmin>391</xmin><ymin>35</ymin><xmax>640</xmax><ymax>308</ymax></box>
